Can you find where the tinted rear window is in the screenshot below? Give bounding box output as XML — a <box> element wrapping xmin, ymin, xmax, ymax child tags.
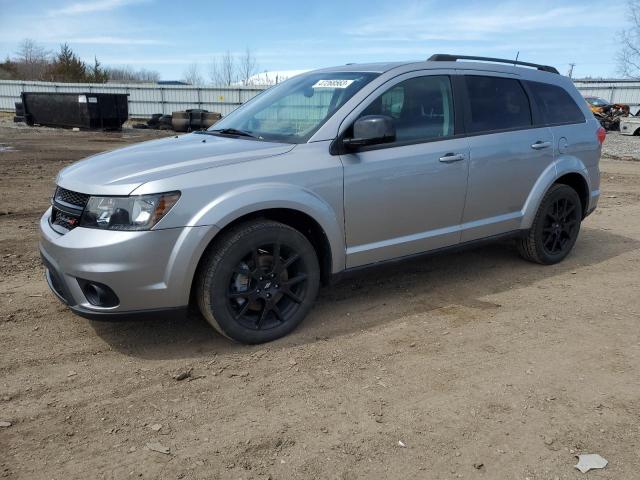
<box><xmin>527</xmin><ymin>81</ymin><xmax>585</xmax><ymax>125</ymax></box>
<box><xmin>465</xmin><ymin>76</ymin><xmax>532</xmax><ymax>133</ymax></box>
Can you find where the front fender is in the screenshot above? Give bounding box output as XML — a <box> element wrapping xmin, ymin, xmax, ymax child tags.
<box><xmin>188</xmin><ymin>182</ymin><xmax>345</xmax><ymax>273</ymax></box>
<box><xmin>520</xmin><ymin>155</ymin><xmax>590</xmax><ymax>229</ymax></box>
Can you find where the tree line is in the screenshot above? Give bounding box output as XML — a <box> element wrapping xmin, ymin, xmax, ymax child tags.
<box><xmin>0</xmin><ymin>39</ymin><xmax>266</xmax><ymax>86</ymax></box>
<box><xmin>182</xmin><ymin>48</ymin><xmax>267</xmax><ymax>86</ymax></box>
<box><xmin>0</xmin><ymin>39</ymin><xmax>160</xmax><ymax>83</ymax></box>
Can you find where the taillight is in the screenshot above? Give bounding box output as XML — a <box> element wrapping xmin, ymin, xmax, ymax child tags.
<box><xmin>597</xmin><ymin>127</ymin><xmax>606</xmax><ymax>145</ymax></box>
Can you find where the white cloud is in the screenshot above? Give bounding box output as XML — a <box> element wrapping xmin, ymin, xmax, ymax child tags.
<box><xmin>49</xmin><ymin>0</ymin><xmax>148</xmax><ymax>16</ymax></box>
<box><xmin>346</xmin><ymin>1</ymin><xmax>626</xmax><ymax>41</ymax></box>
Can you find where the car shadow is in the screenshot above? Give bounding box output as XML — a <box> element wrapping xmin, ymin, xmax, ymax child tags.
<box><xmin>89</xmin><ymin>226</ymin><xmax>640</xmax><ymax>360</ymax></box>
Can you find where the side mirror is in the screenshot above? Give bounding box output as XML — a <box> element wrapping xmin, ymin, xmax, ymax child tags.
<box><xmin>343</xmin><ymin>115</ymin><xmax>395</xmax><ymax>148</ymax></box>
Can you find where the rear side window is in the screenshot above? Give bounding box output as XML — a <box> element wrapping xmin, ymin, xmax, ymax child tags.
<box><xmin>465</xmin><ymin>76</ymin><xmax>532</xmax><ymax>133</ymax></box>
<box><xmin>527</xmin><ymin>81</ymin><xmax>585</xmax><ymax>125</ymax></box>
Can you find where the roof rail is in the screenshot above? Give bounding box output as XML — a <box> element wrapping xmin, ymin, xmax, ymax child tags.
<box><xmin>427</xmin><ymin>54</ymin><xmax>559</xmax><ymax>74</ymax></box>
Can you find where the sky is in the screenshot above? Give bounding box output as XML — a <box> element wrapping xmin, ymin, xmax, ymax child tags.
<box><xmin>0</xmin><ymin>0</ymin><xmax>631</xmax><ymax>81</ymax></box>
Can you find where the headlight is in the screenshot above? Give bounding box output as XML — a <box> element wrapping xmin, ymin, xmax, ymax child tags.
<box><xmin>80</xmin><ymin>192</ymin><xmax>180</xmax><ymax>231</ymax></box>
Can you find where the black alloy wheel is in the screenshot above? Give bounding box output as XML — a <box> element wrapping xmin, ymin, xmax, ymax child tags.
<box><xmin>517</xmin><ymin>184</ymin><xmax>583</xmax><ymax>265</ymax></box>
<box><xmin>226</xmin><ymin>241</ymin><xmax>309</xmax><ymax>331</ymax></box>
<box><xmin>197</xmin><ymin>220</ymin><xmax>320</xmax><ymax>344</ymax></box>
<box><xmin>541</xmin><ymin>196</ymin><xmax>580</xmax><ymax>256</ymax></box>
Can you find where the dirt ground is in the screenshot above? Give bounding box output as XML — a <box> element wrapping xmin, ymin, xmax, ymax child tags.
<box><xmin>1</xmin><ymin>119</ymin><xmax>640</xmax><ymax>480</ymax></box>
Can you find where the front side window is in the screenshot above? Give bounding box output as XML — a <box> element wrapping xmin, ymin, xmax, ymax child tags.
<box><xmin>528</xmin><ymin>82</ymin><xmax>586</xmax><ymax>125</ymax></box>
<box><xmin>465</xmin><ymin>76</ymin><xmax>532</xmax><ymax>133</ymax></box>
<box><xmin>208</xmin><ymin>72</ymin><xmax>379</xmax><ymax>143</ymax></box>
<box><xmin>359</xmin><ymin>75</ymin><xmax>455</xmax><ymax>142</ymax></box>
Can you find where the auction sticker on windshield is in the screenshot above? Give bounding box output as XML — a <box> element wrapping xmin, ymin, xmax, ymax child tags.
<box><xmin>312</xmin><ymin>79</ymin><xmax>355</xmax><ymax>89</ymax></box>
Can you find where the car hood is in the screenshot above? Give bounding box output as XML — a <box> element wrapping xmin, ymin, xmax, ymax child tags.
<box><xmin>57</xmin><ymin>133</ymin><xmax>295</xmax><ymax>195</ymax></box>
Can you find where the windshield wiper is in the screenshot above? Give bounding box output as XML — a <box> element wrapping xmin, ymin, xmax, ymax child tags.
<box><xmin>209</xmin><ymin>128</ymin><xmax>257</xmax><ymax>138</ymax></box>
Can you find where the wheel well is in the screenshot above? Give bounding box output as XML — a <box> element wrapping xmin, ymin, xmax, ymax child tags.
<box><xmin>554</xmin><ymin>173</ymin><xmax>589</xmax><ymax>217</ymax></box>
<box><xmin>196</xmin><ymin>208</ymin><xmax>333</xmax><ymax>288</ymax></box>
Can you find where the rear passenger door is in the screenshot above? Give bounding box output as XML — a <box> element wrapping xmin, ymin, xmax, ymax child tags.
<box><xmin>525</xmin><ymin>80</ymin><xmax>596</xmax><ymax>170</ymax></box>
<box><xmin>460</xmin><ymin>74</ymin><xmax>554</xmax><ymax>242</ymax></box>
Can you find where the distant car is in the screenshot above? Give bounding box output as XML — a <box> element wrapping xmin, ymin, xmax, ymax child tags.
<box><xmin>41</xmin><ymin>54</ymin><xmax>604</xmax><ymax>344</ymax></box>
<box><xmin>620</xmin><ymin>116</ymin><xmax>640</xmax><ymax>136</ymax></box>
<box><xmin>584</xmin><ymin>96</ymin><xmax>631</xmax><ymax>131</ymax></box>
<box><xmin>584</xmin><ymin>96</ymin><xmax>611</xmax><ymax>112</ymax></box>
<box><xmin>584</xmin><ymin>96</ymin><xmax>630</xmax><ymax>114</ymax></box>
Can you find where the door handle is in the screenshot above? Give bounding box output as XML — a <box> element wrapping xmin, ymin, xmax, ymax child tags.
<box><xmin>439</xmin><ymin>153</ymin><xmax>465</xmax><ymax>163</ymax></box>
<box><xmin>531</xmin><ymin>141</ymin><xmax>551</xmax><ymax>150</ymax></box>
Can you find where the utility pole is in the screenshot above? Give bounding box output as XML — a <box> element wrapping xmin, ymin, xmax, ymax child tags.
<box><xmin>567</xmin><ymin>63</ymin><xmax>575</xmax><ymax>79</ymax></box>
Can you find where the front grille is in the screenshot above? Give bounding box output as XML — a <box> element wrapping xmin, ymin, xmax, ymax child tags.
<box><xmin>52</xmin><ymin>209</ymin><xmax>81</xmax><ymax>230</ymax></box>
<box><xmin>54</xmin><ymin>187</ymin><xmax>89</xmax><ymax>209</ymax></box>
<box><xmin>51</xmin><ymin>186</ymin><xmax>88</xmax><ymax>233</ymax></box>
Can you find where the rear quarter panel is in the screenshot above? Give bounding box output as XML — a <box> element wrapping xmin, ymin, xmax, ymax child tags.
<box><xmin>517</xmin><ymin>72</ymin><xmax>601</xmax><ymax>225</ymax></box>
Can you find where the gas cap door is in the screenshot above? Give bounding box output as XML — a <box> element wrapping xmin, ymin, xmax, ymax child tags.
<box><xmin>558</xmin><ymin>136</ymin><xmax>569</xmax><ymax>154</ymax></box>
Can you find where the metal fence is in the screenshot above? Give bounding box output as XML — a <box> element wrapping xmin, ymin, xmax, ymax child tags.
<box><xmin>573</xmin><ymin>80</ymin><xmax>640</xmax><ymax>111</ymax></box>
<box><xmin>2</xmin><ymin>78</ymin><xmax>640</xmax><ymax>119</ymax></box>
<box><xmin>0</xmin><ymin>80</ymin><xmax>269</xmax><ymax>118</ymax></box>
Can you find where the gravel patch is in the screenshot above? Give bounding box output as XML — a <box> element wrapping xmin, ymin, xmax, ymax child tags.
<box><xmin>602</xmin><ymin>131</ymin><xmax>640</xmax><ymax>161</ymax></box>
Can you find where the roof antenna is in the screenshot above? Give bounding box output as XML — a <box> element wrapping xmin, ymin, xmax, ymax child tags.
<box><xmin>513</xmin><ymin>51</ymin><xmax>520</xmax><ymax>67</ymax></box>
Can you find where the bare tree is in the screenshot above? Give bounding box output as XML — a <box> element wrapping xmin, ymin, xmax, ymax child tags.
<box><xmin>619</xmin><ymin>0</ymin><xmax>640</xmax><ymax>78</ymax></box>
<box><xmin>14</xmin><ymin>39</ymin><xmax>50</xmax><ymax>80</ymax></box>
<box><xmin>209</xmin><ymin>59</ymin><xmax>220</xmax><ymax>85</ymax></box>
<box><xmin>182</xmin><ymin>62</ymin><xmax>203</xmax><ymax>85</ymax></box>
<box><xmin>238</xmin><ymin>48</ymin><xmax>258</xmax><ymax>85</ymax></box>
<box><xmin>209</xmin><ymin>50</ymin><xmax>237</xmax><ymax>86</ymax></box>
<box><xmin>136</xmin><ymin>68</ymin><xmax>160</xmax><ymax>83</ymax></box>
<box><xmin>105</xmin><ymin>66</ymin><xmax>160</xmax><ymax>83</ymax></box>
<box><xmin>0</xmin><ymin>56</ymin><xmax>18</xmax><ymax>80</ymax></box>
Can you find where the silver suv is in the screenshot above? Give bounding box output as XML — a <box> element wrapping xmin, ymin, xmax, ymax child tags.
<box><xmin>40</xmin><ymin>54</ymin><xmax>603</xmax><ymax>344</ymax></box>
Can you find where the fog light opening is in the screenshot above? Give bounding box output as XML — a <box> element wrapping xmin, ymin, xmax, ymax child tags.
<box><xmin>78</xmin><ymin>279</ymin><xmax>119</xmax><ymax>308</ymax></box>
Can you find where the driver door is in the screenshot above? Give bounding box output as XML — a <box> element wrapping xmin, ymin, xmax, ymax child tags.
<box><xmin>340</xmin><ymin>72</ymin><xmax>470</xmax><ymax>268</ymax></box>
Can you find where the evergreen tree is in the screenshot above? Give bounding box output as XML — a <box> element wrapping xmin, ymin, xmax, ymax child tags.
<box><xmin>47</xmin><ymin>44</ymin><xmax>87</xmax><ymax>82</ymax></box>
<box><xmin>87</xmin><ymin>56</ymin><xmax>108</xmax><ymax>83</ymax></box>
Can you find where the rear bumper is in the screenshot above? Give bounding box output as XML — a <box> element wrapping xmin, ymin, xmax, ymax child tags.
<box><xmin>39</xmin><ymin>207</ymin><xmax>218</xmax><ymax>315</ymax></box>
<box><xmin>586</xmin><ymin>189</ymin><xmax>600</xmax><ymax>217</ymax></box>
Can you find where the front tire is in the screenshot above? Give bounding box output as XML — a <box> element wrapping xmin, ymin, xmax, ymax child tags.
<box><xmin>196</xmin><ymin>220</ymin><xmax>320</xmax><ymax>344</ymax></box>
<box><xmin>517</xmin><ymin>184</ymin><xmax>582</xmax><ymax>265</ymax></box>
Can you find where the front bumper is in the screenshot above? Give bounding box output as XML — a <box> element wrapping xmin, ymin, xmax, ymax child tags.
<box><xmin>39</xmin><ymin>207</ymin><xmax>218</xmax><ymax>317</ymax></box>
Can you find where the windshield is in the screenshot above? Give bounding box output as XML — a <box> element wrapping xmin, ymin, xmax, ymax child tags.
<box><xmin>208</xmin><ymin>71</ymin><xmax>379</xmax><ymax>143</ymax></box>
<box><xmin>586</xmin><ymin>97</ymin><xmax>609</xmax><ymax>107</ymax></box>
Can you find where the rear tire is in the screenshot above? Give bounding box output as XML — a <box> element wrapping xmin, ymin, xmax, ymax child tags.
<box><xmin>518</xmin><ymin>184</ymin><xmax>582</xmax><ymax>264</ymax></box>
<box><xmin>196</xmin><ymin>221</ymin><xmax>320</xmax><ymax>344</ymax></box>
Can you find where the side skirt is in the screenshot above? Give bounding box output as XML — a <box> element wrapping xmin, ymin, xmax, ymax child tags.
<box><xmin>329</xmin><ymin>229</ymin><xmax>526</xmax><ymax>285</ymax></box>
